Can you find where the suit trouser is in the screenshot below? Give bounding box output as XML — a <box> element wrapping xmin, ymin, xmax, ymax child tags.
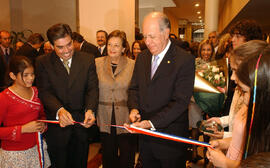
<box><xmin>140</xmin><ymin>137</ymin><xmax>187</xmax><ymax>168</ymax></box>
<box><xmin>100</xmin><ymin>132</ymin><xmax>136</xmax><ymax>168</ymax></box>
<box><xmin>46</xmin><ymin>125</ymin><xmax>89</xmax><ymax>168</ymax></box>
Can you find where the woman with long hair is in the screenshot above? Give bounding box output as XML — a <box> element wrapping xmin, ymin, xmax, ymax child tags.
<box><xmin>207</xmin><ymin>40</ymin><xmax>270</xmax><ymax>168</ymax></box>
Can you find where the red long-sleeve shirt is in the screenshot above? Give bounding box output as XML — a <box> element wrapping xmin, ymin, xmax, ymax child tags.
<box><xmin>0</xmin><ymin>87</ymin><xmax>46</xmax><ymax>151</ymax></box>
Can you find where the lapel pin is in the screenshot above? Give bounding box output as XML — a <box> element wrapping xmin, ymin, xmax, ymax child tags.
<box><xmin>167</xmin><ymin>60</ymin><xmax>171</xmax><ymax>64</ymax></box>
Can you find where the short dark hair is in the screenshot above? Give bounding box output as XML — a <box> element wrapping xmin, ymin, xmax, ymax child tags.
<box><xmin>47</xmin><ymin>23</ymin><xmax>72</xmax><ymax>45</ymax></box>
<box><xmin>229</xmin><ymin>19</ymin><xmax>263</xmax><ymax>41</ymax></box>
<box><xmin>27</xmin><ymin>33</ymin><xmax>44</xmax><ymax>45</ymax></box>
<box><xmin>96</xmin><ymin>30</ymin><xmax>108</xmax><ymax>39</ymax></box>
<box><xmin>72</xmin><ymin>32</ymin><xmax>84</xmax><ymax>43</ymax></box>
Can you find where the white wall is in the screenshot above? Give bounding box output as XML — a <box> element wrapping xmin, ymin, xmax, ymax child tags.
<box><xmin>79</xmin><ymin>0</ymin><xmax>135</xmax><ymax>46</ymax></box>
<box><xmin>10</xmin><ymin>0</ymin><xmax>77</xmax><ymax>38</ymax></box>
<box><xmin>0</xmin><ymin>0</ymin><xmax>11</xmax><ymax>30</ymax></box>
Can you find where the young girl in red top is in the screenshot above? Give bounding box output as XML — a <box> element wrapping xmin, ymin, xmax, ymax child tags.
<box><xmin>0</xmin><ymin>56</ymin><xmax>50</xmax><ymax>168</ymax></box>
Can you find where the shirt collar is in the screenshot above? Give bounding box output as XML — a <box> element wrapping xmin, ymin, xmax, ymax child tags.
<box><xmin>152</xmin><ymin>40</ymin><xmax>171</xmax><ymax>63</ymax></box>
<box><xmin>60</xmin><ymin>57</ymin><xmax>72</xmax><ymax>67</ymax></box>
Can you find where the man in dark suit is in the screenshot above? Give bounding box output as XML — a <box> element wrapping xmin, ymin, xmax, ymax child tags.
<box><xmin>128</xmin><ymin>12</ymin><xmax>195</xmax><ymax>168</ymax></box>
<box><xmin>0</xmin><ymin>30</ymin><xmax>14</xmax><ymax>90</ymax></box>
<box><xmin>16</xmin><ymin>33</ymin><xmax>44</xmax><ymax>65</ymax></box>
<box><xmin>72</xmin><ymin>32</ymin><xmax>101</xmax><ymax>58</ymax></box>
<box><xmin>96</xmin><ymin>30</ymin><xmax>108</xmax><ymax>56</ymax></box>
<box><xmin>36</xmin><ymin>23</ymin><xmax>99</xmax><ymax>168</ymax></box>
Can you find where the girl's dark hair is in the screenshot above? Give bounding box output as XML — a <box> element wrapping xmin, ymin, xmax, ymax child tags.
<box><xmin>236</xmin><ymin>40</ymin><xmax>270</xmax><ymax>157</ymax></box>
<box><xmin>6</xmin><ymin>55</ymin><xmax>33</xmax><ymax>86</ymax></box>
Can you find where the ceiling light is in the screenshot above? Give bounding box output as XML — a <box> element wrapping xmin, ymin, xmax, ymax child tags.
<box><xmin>197</xmin><ymin>11</ymin><xmax>201</xmax><ymax>14</ymax></box>
<box><xmin>199</xmin><ymin>20</ymin><xmax>202</xmax><ymax>22</ymax></box>
<box><xmin>195</xmin><ymin>3</ymin><xmax>199</xmax><ymax>7</ymax></box>
<box><xmin>198</xmin><ymin>16</ymin><xmax>202</xmax><ymax>19</ymax></box>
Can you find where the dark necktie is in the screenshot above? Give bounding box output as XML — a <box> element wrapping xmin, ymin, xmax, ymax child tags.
<box><xmin>98</xmin><ymin>47</ymin><xmax>102</xmax><ymax>54</ymax></box>
<box><xmin>4</xmin><ymin>48</ymin><xmax>9</xmax><ymax>63</ymax></box>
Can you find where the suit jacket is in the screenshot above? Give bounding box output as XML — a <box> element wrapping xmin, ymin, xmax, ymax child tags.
<box><xmin>95</xmin><ymin>56</ymin><xmax>134</xmax><ymax>134</ymax></box>
<box><xmin>16</xmin><ymin>43</ymin><xmax>39</xmax><ymax>65</ymax></box>
<box><xmin>0</xmin><ymin>47</ymin><xmax>14</xmax><ymax>90</ymax></box>
<box><xmin>128</xmin><ymin>42</ymin><xmax>195</xmax><ymax>158</ymax></box>
<box><xmin>81</xmin><ymin>41</ymin><xmax>101</xmax><ymax>58</ymax></box>
<box><xmin>36</xmin><ymin>51</ymin><xmax>99</xmax><ymax>145</ymax></box>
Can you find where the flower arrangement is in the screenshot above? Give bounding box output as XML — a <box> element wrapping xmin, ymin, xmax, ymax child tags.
<box><xmin>196</xmin><ymin>60</ymin><xmax>226</xmax><ymax>88</ymax></box>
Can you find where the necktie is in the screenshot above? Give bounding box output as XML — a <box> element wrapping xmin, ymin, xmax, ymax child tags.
<box><xmin>63</xmin><ymin>60</ymin><xmax>70</xmax><ymax>74</ymax></box>
<box><xmin>5</xmin><ymin>48</ymin><xmax>9</xmax><ymax>63</ymax></box>
<box><xmin>98</xmin><ymin>47</ymin><xmax>102</xmax><ymax>53</ymax></box>
<box><xmin>151</xmin><ymin>55</ymin><xmax>160</xmax><ymax>79</ymax></box>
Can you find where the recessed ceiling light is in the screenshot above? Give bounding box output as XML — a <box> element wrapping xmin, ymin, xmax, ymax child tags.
<box><xmin>197</xmin><ymin>11</ymin><xmax>201</xmax><ymax>14</ymax></box>
<box><xmin>195</xmin><ymin>3</ymin><xmax>200</xmax><ymax>7</ymax></box>
<box><xmin>199</xmin><ymin>20</ymin><xmax>202</xmax><ymax>22</ymax></box>
<box><xmin>198</xmin><ymin>16</ymin><xmax>202</xmax><ymax>19</ymax></box>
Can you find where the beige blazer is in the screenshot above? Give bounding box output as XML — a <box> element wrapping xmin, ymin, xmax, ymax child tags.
<box><xmin>95</xmin><ymin>56</ymin><xmax>135</xmax><ymax>134</ymax></box>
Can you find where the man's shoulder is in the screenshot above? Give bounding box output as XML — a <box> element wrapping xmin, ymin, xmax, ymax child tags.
<box><xmin>75</xmin><ymin>50</ymin><xmax>95</xmax><ymax>63</ymax></box>
<box><xmin>170</xmin><ymin>43</ymin><xmax>194</xmax><ymax>62</ymax></box>
<box><xmin>84</xmin><ymin>41</ymin><xmax>97</xmax><ymax>49</ymax></box>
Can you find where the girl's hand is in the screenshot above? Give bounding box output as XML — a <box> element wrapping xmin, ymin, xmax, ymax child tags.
<box><xmin>21</xmin><ymin>121</ymin><xmax>46</xmax><ymax>133</ymax></box>
<box><xmin>207</xmin><ymin>147</ymin><xmax>227</xmax><ymax>168</ymax></box>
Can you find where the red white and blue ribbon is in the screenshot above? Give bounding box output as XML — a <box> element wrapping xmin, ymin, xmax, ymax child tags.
<box><xmin>111</xmin><ymin>124</ymin><xmax>212</xmax><ymax>149</ymax></box>
<box><xmin>37</xmin><ymin>120</ymin><xmax>211</xmax><ymax>148</ymax></box>
<box><xmin>36</xmin><ymin>132</ymin><xmax>44</xmax><ymax>168</ymax></box>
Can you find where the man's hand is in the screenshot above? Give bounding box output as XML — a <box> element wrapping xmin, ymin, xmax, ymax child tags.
<box><xmin>132</xmin><ymin>120</ymin><xmax>152</xmax><ymax>129</ymax></box>
<box><xmin>124</xmin><ymin>120</ymin><xmax>152</xmax><ymax>134</ymax></box>
<box><xmin>82</xmin><ymin>110</ymin><xmax>96</xmax><ymax>128</ymax></box>
<box><xmin>129</xmin><ymin>109</ymin><xmax>141</xmax><ymax>123</ymax></box>
<box><xmin>58</xmin><ymin>108</ymin><xmax>74</xmax><ymax>127</ymax></box>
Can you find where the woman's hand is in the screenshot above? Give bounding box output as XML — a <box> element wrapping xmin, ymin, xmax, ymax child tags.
<box><xmin>204</xmin><ymin>130</ymin><xmax>224</xmax><ymax>139</ymax></box>
<box><xmin>207</xmin><ymin>117</ymin><xmax>221</xmax><ymax>125</ymax></box>
<box><xmin>21</xmin><ymin>121</ymin><xmax>47</xmax><ymax>133</ymax></box>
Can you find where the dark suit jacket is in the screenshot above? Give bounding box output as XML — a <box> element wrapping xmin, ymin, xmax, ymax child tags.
<box><xmin>81</xmin><ymin>41</ymin><xmax>101</xmax><ymax>58</ymax></box>
<box><xmin>36</xmin><ymin>51</ymin><xmax>99</xmax><ymax>145</ymax></box>
<box><xmin>16</xmin><ymin>43</ymin><xmax>39</xmax><ymax>65</ymax></box>
<box><xmin>0</xmin><ymin>47</ymin><xmax>14</xmax><ymax>90</ymax></box>
<box><xmin>128</xmin><ymin>42</ymin><xmax>195</xmax><ymax>158</ymax></box>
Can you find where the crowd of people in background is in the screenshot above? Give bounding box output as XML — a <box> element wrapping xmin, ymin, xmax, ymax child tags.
<box><xmin>0</xmin><ymin>11</ymin><xmax>270</xmax><ymax>168</ymax></box>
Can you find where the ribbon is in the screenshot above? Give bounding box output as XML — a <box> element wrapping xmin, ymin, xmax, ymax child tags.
<box><xmin>111</xmin><ymin>124</ymin><xmax>212</xmax><ymax>149</ymax></box>
<box><xmin>244</xmin><ymin>53</ymin><xmax>263</xmax><ymax>159</ymax></box>
<box><xmin>36</xmin><ymin>132</ymin><xmax>44</xmax><ymax>168</ymax></box>
<box><xmin>37</xmin><ymin>120</ymin><xmax>83</xmax><ymax>124</ymax></box>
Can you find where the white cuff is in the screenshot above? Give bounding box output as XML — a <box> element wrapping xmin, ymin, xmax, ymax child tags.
<box><xmin>148</xmin><ymin>120</ymin><xmax>156</xmax><ymax>131</ymax></box>
<box><xmin>56</xmin><ymin>107</ymin><xmax>64</xmax><ymax>120</ymax></box>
